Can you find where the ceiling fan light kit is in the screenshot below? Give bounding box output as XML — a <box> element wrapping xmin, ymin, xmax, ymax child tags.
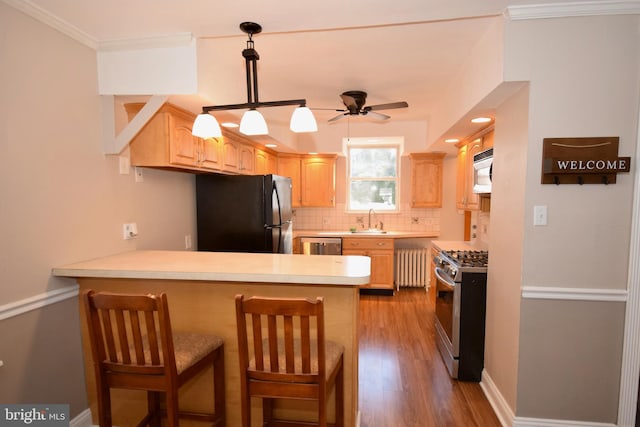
<box><xmin>192</xmin><ymin>22</ymin><xmax>318</xmax><ymax>138</ymax></box>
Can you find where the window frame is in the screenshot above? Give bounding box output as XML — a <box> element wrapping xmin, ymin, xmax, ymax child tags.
<box><xmin>345</xmin><ymin>141</ymin><xmax>401</xmax><ymax>213</ymax></box>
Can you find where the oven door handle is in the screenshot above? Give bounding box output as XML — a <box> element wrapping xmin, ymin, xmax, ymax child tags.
<box><xmin>434</xmin><ymin>267</ymin><xmax>456</xmax><ymax>289</ymax></box>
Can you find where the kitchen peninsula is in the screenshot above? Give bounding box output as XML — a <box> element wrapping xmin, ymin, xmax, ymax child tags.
<box><xmin>52</xmin><ymin>250</ymin><xmax>370</xmax><ymax>427</ymax></box>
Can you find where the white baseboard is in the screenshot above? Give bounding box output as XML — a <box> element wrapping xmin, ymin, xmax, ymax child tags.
<box><xmin>69</xmin><ymin>408</ymin><xmax>92</xmax><ymax>427</ymax></box>
<box><xmin>512</xmin><ymin>417</ymin><xmax>616</xmax><ymax>427</ymax></box>
<box><xmin>480</xmin><ymin>370</ymin><xmax>516</xmax><ymax>427</ymax></box>
<box><xmin>72</xmin><ymin>407</ymin><xmax>358</xmax><ymax>427</ymax></box>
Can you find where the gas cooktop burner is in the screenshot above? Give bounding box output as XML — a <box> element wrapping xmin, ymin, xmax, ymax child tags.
<box><xmin>443</xmin><ymin>250</ymin><xmax>489</xmax><ymax>268</ymax></box>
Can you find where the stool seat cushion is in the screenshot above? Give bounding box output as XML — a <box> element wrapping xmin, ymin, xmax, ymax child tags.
<box><xmin>173</xmin><ymin>333</ymin><xmax>224</xmax><ymax>374</ymax></box>
<box><xmin>249</xmin><ymin>338</ymin><xmax>344</xmax><ymax>375</ymax></box>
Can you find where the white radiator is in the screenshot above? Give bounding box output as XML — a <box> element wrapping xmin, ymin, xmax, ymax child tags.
<box><xmin>395</xmin><ymin>248</ymin><xmax>430</xmax><ymax>290</ymax></box>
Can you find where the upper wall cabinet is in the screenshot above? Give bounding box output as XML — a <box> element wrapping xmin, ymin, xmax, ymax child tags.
<box><xmin>278</xmin><ymin>154</ymin><xmax>336</xmax><ymax>207</ymax></box>
<box><xmin>255</xmin><ymin>147</ymin><xmax>278</xmax><ymax>175</ymax></box>
<box><xmin>126</xmin><ymin>102</ymin><xmax>271</xmax><ymax>175</ymax></box>
<box><xmin>126</xmin><ymin>103</ymin><xmax>223</xmax><ymax>172</ymax></box>
<box><xmin>220</xmin><ymin>134</ymin><xmax>255</xmax><ymax>175</ymax></box>
<box><xmin>456</xmin><ymin>127</ymin><xmax>493</xmax><ymax>211</ymax></box>
<box><xmin>409</xmin><ymin>152</ymin><xmax>446</xmax><ymax>208</ymax></box>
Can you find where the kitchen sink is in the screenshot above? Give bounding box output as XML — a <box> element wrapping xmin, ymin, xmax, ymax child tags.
<box><xmin>350</xmin><ymin>229</ymin><xmax>387</xmax><ymax>234</ymax></box>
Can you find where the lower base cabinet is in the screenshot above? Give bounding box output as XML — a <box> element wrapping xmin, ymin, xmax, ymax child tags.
<box><xmin>342</xmin><ymin>237</ymin><xmax>394</xmax><ymax>290</ymax></box>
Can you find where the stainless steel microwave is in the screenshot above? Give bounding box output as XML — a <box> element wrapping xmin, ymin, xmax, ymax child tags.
<box><xmin>473</xmin><ymin>148</ymin><xmax>493</xmax><ymax>194</ymax></box>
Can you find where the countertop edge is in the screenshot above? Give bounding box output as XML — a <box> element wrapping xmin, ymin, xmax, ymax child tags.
<box><xmin>51</xmin><ymin>251</ymin><xmax>371</xmax><ymax>286</ymax></box>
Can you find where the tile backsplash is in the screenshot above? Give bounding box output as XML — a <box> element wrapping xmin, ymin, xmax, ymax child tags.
<box><xmin>292</xmin><ymin>203</ymin><xmax>441</xmax><ymax>233</ymax></box>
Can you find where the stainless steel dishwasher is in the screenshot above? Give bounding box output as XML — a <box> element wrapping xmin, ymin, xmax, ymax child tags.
<box><xmin>300</xmin><ymin>237</ymin><xmax>342</xmax><ymax>255</ymax></box>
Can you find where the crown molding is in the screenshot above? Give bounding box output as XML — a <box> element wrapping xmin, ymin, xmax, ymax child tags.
<box><xmin>2</xmin><ymin>0</ymin><xmax>98</xmax><ymax>49</ymax></box>
<box><xmin>507</xmin><ymin>0</ymin><xmax>640</xmax><ymax>20</ymax></box>
<box><xmin>3</xmin><ymin>0</ymin><xmax>193</xmax><ymax>52</ymax></box>
<box><xmin>97</xmin><ymin>33</ymin><xmax>194</xmax><ymax>52</ymax></box>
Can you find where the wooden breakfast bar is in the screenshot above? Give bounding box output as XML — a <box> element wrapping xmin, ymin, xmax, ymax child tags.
<box><xmin>53</xmin><ymin>250</ymin><xmax>370</xmax><ymax>427</ymax></box>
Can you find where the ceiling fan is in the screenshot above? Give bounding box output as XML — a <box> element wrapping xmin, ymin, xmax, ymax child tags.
<box><xmin>324</xmin><ymin>90</ymin><xmax>408</xmax><ymax>122</ymax></box>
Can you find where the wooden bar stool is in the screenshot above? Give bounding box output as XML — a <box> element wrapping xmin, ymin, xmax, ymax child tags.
<box><xmin>83</xmin><ymin>290</ymin><xmax>225</xmax><ymax>427</ymax></box>
<box><xmin>235</xmin><ymin>294</ymin><xmax>344</xmax><ymax>427</ymax></box>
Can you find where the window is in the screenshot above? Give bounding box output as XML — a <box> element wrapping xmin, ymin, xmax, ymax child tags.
<box><xmin>347</xmin><ymin>142</ymin><xmax>400</xmax><ymax>212</ymax></box>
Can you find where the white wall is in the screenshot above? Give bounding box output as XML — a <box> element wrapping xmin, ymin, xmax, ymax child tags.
<box><xmin>485</xmin><ymin>84</ymin><xmax>529</xmax><ymax>412</ymax></box>
<box><xmin>488</xmin><ymin>13</ymin><xmax>639</xmax><ymax>423</ymax></box>
<box><xmin>0</xmin><ymin>4</ymin><xmax>197</xmax><ymax>415</ymax></box>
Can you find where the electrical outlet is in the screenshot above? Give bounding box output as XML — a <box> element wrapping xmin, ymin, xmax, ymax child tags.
<box><xmin>134</xmin><ymin>167</ymin><xmax>144</xmax><ymax>183</ymax></box>
<box><xmin>123</xmin><ymin>223</ymin><xmax>138</xmax><ymax>240</ymax></box>
<box><xmin>185</xmin><ymin>234</ymin><xmax>192</xmax><ymax>249</ymax></box>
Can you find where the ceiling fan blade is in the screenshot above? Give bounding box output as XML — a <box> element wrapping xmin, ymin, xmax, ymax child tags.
<box><xmin>366</xmin><ymin>111</ymin><xmax>391</xmax><ymax>120</ymax></box>
<box><xmin>328</xmin><ymin>113</ymin><xmax>348</xmax><ymax>122</ymax></box>
<box><xmin>311</xmin><ymin>107</ymin><xmax>346</xmax><ymax>111</ymax></box>
<box><xmin>366</xmin><ymin>101</ymin><xmax>409</xmax><ymax>111</ymax></box>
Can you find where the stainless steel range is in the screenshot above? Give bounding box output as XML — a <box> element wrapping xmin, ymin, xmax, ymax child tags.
<box><xmin>433</xmin><ymin>248</ymin><xmax>488</xmax><ymax>381</ymax></box>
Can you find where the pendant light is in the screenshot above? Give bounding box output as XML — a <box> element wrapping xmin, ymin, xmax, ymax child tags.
<box><xmin>192</xmin><ymin>112</ymin><xmax>222</xmax><ymax>138</ymax></box>
<box><xmin>290</xmin><ymin>106</ymin><xmax>318</xmax><ymax>132</ymax></box>
<box><xmin>240</xmin><ymin>109</ymin><xmax>268</xmax><ymax>135</ymax></box>
<box><xmin>192</xmin><ymin>22</ymin><xmax>317</xmax><ymax>138</ymax></box>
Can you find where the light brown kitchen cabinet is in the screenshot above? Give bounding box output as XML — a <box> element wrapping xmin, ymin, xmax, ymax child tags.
<box><xmin>409</xmin><ymin>152</ymin><xmax>445</xmax><ymax>208</ymax></box>
<box><xmin>301</xmin><ymin>156</ymin><xmax>336</xmax><ymax>207</ymax></box>
<box><xmin>342</xmin><ymin>237</ymin><xmax>394</xmax><ymax>290</ymax></box>
<box><xmin>456</xmin><ymin>127</ymin><xmax>493</xmax><ymax>210</ymax></box>
<box><xmin>221</xmin><ymin>135</ymin><xmax>254</xmax><ymax>174</ymax></box>
<box><xmin>292</xmin><ymin>237</ymin><xmax>302</xmax><ymax>254</ymax></box>
<box><xmin>126</xmin><ymin>103</ymin><xmax>223</xmax><ymax>172</ymax></box>
<box><xmin>277</xmin><ymin>155</ymin><xmax>302</xmax><ymax>207</ymax></box>
<box><xmin>255</xmin><ymin>147</ymin><xmax>278</xmax><ymax>175</ymax></box>
<box><xmin>278</xmin><ymin>154</ymin><xmax>336</xmax><ymax>207</ymax></box>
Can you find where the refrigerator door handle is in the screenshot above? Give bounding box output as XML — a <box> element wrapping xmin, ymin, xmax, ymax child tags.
<box><xmin>265</xmin><ymin>220</ymin><xmax>292</xmax><ymax>230</ymax></box>
<box><xmin>271</xmin><ymin>180</ymin><xmax>283</xmax><ymax>253</ymax></box>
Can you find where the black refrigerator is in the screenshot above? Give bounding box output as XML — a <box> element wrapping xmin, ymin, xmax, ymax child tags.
<box><xmin>196</xmin><ymin>174</ymin><xmax>293</xmax><ymax>254</ymax></box>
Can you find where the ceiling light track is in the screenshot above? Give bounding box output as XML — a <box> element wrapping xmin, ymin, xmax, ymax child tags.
<box><xmin>193</xmin><ymin>22</ymin><xmax>317</xmax><ymax>138</ymax></box>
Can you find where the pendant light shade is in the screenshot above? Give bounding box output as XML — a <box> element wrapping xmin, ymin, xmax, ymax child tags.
<box><xmin>240</xmin><ymin>109</ymin><xmax>268</xmax><ymax>135</ymax></box>
<box><xmin>192</xmin><ymin>113</ymin><xmax>222</xmax><ymax>138</ymax></box>
<box><xmin>290</xmin><ymin>106</ymin><xmax>318</xmax><ymax>133</ymax></box>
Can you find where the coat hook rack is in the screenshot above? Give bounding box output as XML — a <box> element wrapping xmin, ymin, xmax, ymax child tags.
<box><xmin>541</xmin><ymin>137</ymin><xmax>630</xmax><ymax>185</ymax></box>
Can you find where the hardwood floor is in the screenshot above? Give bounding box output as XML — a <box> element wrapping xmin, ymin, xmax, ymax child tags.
<box><xmin>358</xmin><ymin>288</ymin><xmax>501</xmax><ymax>427</ymax></box>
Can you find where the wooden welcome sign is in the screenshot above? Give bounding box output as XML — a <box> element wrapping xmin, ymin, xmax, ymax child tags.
<box><xmin>542</xmin><ymin>137</ymin><xmax>630</xmax><ymax>185</ymax></box>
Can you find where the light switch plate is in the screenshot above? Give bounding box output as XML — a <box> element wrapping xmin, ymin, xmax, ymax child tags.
<box><xmin>119</xmin><ymin>156</ymin><xmax>130</xmax><ymax>174</ymax></box>
<box><xmin>533</xmin><ymin>205</ymin><xmax>548</xmax><ymax>226</ymax></box>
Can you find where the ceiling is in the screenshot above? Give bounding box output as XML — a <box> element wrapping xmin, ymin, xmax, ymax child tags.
<box><xmin>19</xmin><ymin>0</ymin><xmax>576</xmax><ymax>153</ymax></box>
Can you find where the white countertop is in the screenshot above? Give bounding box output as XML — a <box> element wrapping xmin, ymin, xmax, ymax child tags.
<box><xmin>52</xmin><ymin>250</ymin><xmax>371</xmax><ymax>286</ymax></box>
<box><xmin>294</xmin><ymin>230</ymin><xmax>438</xmax><ymax>239</ymax></box>
<box><xmin>431</xmin><ymin>240</ymin><xmax>489</xmax><ymax>252</ymax></box>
